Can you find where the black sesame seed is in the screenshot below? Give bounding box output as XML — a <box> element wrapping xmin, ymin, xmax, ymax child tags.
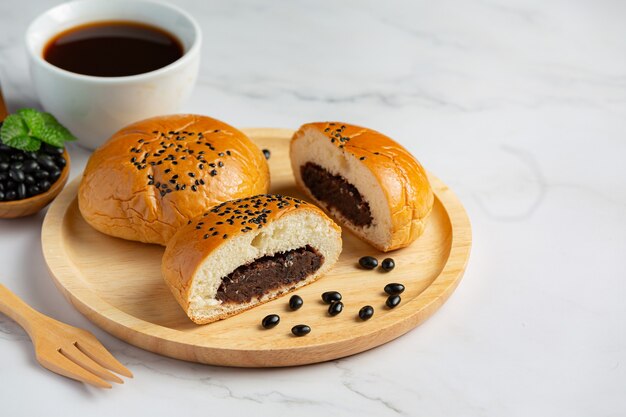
<box><xmin>289</xmin><ymin>295</ymin><xmax>303</xmax><ymax>311</ymax></box>
<box><xmin>381</xmin><ymin>258</ymin><xmax>395</xmax><ymax>272</ymax></box>
<box><xmin>358</xmin><ymin>305</ymin><xmax>374</xmax><ymax>321</ymax></box>
<box><xmin>223</xmin><ymin>234</ymin><xmax>228</xmax><ymax>239</ymax></box>
<box><xmin>359</xmin><ymin>156</ymin><xmax>366</xmax><ymax>161</ymax></box>
<box><xmin>262</xmin><ymin>314</ymin><xmax>280</xmax><ymax>329</ymax></box>
<box><xmin>262</xmin><ymin>149</ymin><xmax>271</xmax><ymax>159</ymax></box>
<box><xmin>210</xmin><ymin>169</ymin><xmax>217</xmax><ymax>176</ymax></box>
<box><xmin>191</xmin><ymin>185</ymin><xmax>198</xmax><ymax>191</ymax></box>
<box><xmin>359</xmin><ymin>256</ymin><xmax>378</xmax><ymax>270</ymax></box>
<box><xmin>291</xmin><ymin>324</ymin><xmax>311</xmax><ymax>337</ymax></box>
<box><xmin>321</xmin><ymin>291</ymin><xmax>342</xmax><ymax>304</ymax></box>
<box><xmin>384</xmin><ymin>283</ymin><xmax>405</xmax><ymax>296</ymax></box>
<box><xmin>328</xmin><ymin>301</ymin><xmax>343</xmax><ymax>316</ymax></box>
<box><xmin>386</xmin><ymin>295</ymin><xmax>401</xmax><ymax>309</ymax></box>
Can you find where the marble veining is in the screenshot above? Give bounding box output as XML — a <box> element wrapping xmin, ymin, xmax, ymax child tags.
<box><xmin>0</xmin><ymin>0</ymin><xmax>625</xmax><ymax>416</ymax></box>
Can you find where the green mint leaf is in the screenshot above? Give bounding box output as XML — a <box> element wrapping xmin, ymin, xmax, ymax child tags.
<box><xmin>2</xmin><ymin>133</ymin><xmax>41</xmax><ymax>151</ymax></box>
<box><xmin>17</xmin><ymin>108</ymin><xmax>76</xmax><ymax>147</ymax></box>
<box><xmin>39</xmin><ymin>112</ymin><xmax>77</xmax><ymax>145</ymax></box>
<box><xmin>14</xmin><ymin>135</ymin><xmax>42</xmax><ymax>151</ymax></box>
<box><xmin>0</xmin><ymin>113</ymin><xmax>33</xmax><ymax>150</ymax></box>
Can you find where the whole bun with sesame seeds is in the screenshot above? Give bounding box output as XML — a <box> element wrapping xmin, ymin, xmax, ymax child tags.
<box><xmin>78</xmin><ymin>114</ymin><xmax>270</xmax><ymax>246</ymax></box>
<box><xmin>290</xmin><ymin>122</ymin><xmax>434</xmax><ymax>252</ymax></box>
<box><xmin>162</xmin><ymin>194</ymin><xmax>342</xmax><ymax>324</ymax></box>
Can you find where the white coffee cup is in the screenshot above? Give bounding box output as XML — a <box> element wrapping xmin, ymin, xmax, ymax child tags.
<box><xmin>25</xmin><ymin>0</ymin><xmax>201</xmax><ymax>150</ymax></box>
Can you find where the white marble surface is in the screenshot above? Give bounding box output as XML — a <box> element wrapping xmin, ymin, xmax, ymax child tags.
<box><xmin>1</xmin><ymin>0</ymin><xmax>625</xmax><ymax>415</ymax></box>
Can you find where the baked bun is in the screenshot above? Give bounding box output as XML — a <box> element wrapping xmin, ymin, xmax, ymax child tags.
<box><xmin>78</xmin><ymin>114</ymin><xmax>270</xmax><ymax>246</ymax></box>
<box><xmin>290</xmin><ymin>122</ymin><xmax>433</xmax><ymax>252</ymax></box>
<box><xmin>162</xmin><ymin>194</ymin><xmax>342</xmax><ymax>324</ymax></box>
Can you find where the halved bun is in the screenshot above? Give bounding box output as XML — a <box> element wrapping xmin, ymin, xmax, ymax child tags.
<box><xmin>162</xmin><ymin>194</ymin><xmax>342</xmax><ymax>324</ymax></box>
<box><xmin>78</xmin><ymin>114</ymin><xmax>269</xmax><ymax>246</ymax></box>
<box><xmin>290</xmin><ymin>122</ymin><xmax>433</xmax><ymax>252</ymax></box>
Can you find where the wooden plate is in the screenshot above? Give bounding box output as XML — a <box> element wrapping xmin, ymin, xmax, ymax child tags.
<box><xmin>42</xmin><ymin>128</ymin><xmax>471</xmax><ymax>367</ymax></box>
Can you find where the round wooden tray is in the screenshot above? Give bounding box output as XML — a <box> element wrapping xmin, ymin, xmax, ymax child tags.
<box><xmin>42</xmin><ymin>128</ymin><xmax>471</xmax><ymax>367</ymax></box>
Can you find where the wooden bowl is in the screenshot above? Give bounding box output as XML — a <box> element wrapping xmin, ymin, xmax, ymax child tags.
<box><xmin>0</xmin><ymin>149</ymin><xmax>70</xmax><ymax>218</ymax></box>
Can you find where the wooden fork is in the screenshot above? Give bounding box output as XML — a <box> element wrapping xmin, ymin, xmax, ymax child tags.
<box><xmin>0</xmin><ymin>284</ymin><xmax>132</xmax><ymax>388</ymax></box>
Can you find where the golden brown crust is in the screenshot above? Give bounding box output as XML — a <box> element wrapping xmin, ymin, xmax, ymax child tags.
<box><xmin>291</xmin><ymin>122</ymin><xmax>434</xmax><ymax>251</ymax></box>
<box><xmin>78</xmin><ymin>114</ymin><xmax>270</xmax><ymax>246</ymax></box>
<box><xmin>161</xmin><ymin>194</ymin><xmax>339</xmax><ymax>314</ymax></box>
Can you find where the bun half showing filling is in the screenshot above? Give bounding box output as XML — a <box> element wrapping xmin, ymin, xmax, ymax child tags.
<box><xmin>290</xmin><ymin>122</ymin><xmax>434</xmax><ymax>252</ymax></box>
<box><xmin>162</xmin><ymin>194</ymin><xmax>342</xmax><ymax>324</ymax></box>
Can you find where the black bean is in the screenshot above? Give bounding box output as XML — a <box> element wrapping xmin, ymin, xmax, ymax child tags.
<box><xmin>291</xmin><ymin>324</ymin><xmax>311</xmax><ymax>337</ymax></box>
<box><xmin>289</xmin><ymin>295</ymin><xmax>303</xmax><ymax>311</ymax></box>
<box><xmin>37</xmin><ymin>155</ymin><xmax>57</xmax><ymax>172</ymax></box>
<box><xmin>262</xmin><ymin>149</ymin><xmax>271</xmax><ymax>159</ymax></box>
<box><xmin>5</xmin><ymin>179</ymin><xmax>16</xmax><ymax>190</ymax></box>
<box><xmin>0</xmin><ymin>161</ymin><xmax>9</xmax><ymax>171</ymax></box>
<box><xmin>321</xmin><ymin>291</ymin><xmax>342</xmax><ymax>304</ymax></box>
<box><xmin>54</xmin><ymin>156</ymin><xmax>66</xmax><ymax>168</ymax></box>
<box><xmin>41</xmin><ymin>143</ymin><xmax>64</xmax><ymax>155</ymax></box>
<box><xmin>261</xmin><ymin>314</ymin><xmax>280</xmax><ymax>329</ymax></box>
<box><xmin>16</xmin><ymin>183</ymin><xmax>26</xmax><ymax>199</ymax></box>
<box><xmin>384</xmin><ymin>283</ymin><xmax>405</xmax><ymax>296</ymax></box>
<box><xmin>386</xmin><ymin>295</ymin><xmax>401</xmax><ymax>309</ymax></box>
<box><xmin>28</xmin><ymin>185</ymin><xmax>40</xmax><ymax>196</ymax></box>
<box><xmin>34</xmin><ymin>170</ymin><xmax>49</xmax><ymax>179</ymax></box>
<box><xmin>10</xmin><ymin>153</ymin><xmax>24</xmax><ymax>161</ymax></box>
<box><xmin>328</xmin><ymin>301</ymin><xmax>343</xmax><ymax>316</ymax></box>
<box><xmin>0</xmin><ymin>172</ymin><xmax>7</xmax><ymax>181</ymax></box>
<box><xmin>49</xmin><ymin>168</ymin><xmax>62</xmax><ymax>181</ymax></box>
<box><xmin>5</xmin><ymin>190</ymin><xmax>16</xmax><ymax>200</ymax></box>
<box><xmin>9</xmin><ymin>169</ymin><xmax>25</xmax><ymax>183</ymax></box>
<box><xmin>24</xmin><ymin>175</ymin><xmax>35</xmax><ymax>185</ymax></box>
<box><xmin>0</xmin><ymin>190</ymin><xmax>4</xmax><ymax>201</ymax></box>
<box><xmin>39</xmin><ymin>180</ymin><xmax>51</xmax><ymax>191</ymax></box>
<box><xmin>358</xmin><ymin>305</ymin><xmax>374</xmax><ymax>321</ymax></box>
<box><xmin>381</xmin><ymin>258</ymin><xmax>395</xmax><ymax>272</ymax></box>
<box><xmin>22</xmin><ymin>160</ymin><xmax>39</xmax><ymax>173</ymax></box>
<box><xmin>359</xmin><ymin>256</ymin><xmax>378</xmax><ymax>270</ymax></box>
<box><xmin>10</xmin><ymin>161</ymin><xmax>23</xmax><ymax>171</ymax></box>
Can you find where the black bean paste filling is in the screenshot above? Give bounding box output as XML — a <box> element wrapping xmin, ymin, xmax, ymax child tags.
<box><xmin>300</xmin><ymin>162</ymin><xmax>373</xmax><ymax>227</ymax></box>
<box><xmin>216</xmin><ymin>245</ymin><xmax>323</xmax><ymax>303</ymax></box>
